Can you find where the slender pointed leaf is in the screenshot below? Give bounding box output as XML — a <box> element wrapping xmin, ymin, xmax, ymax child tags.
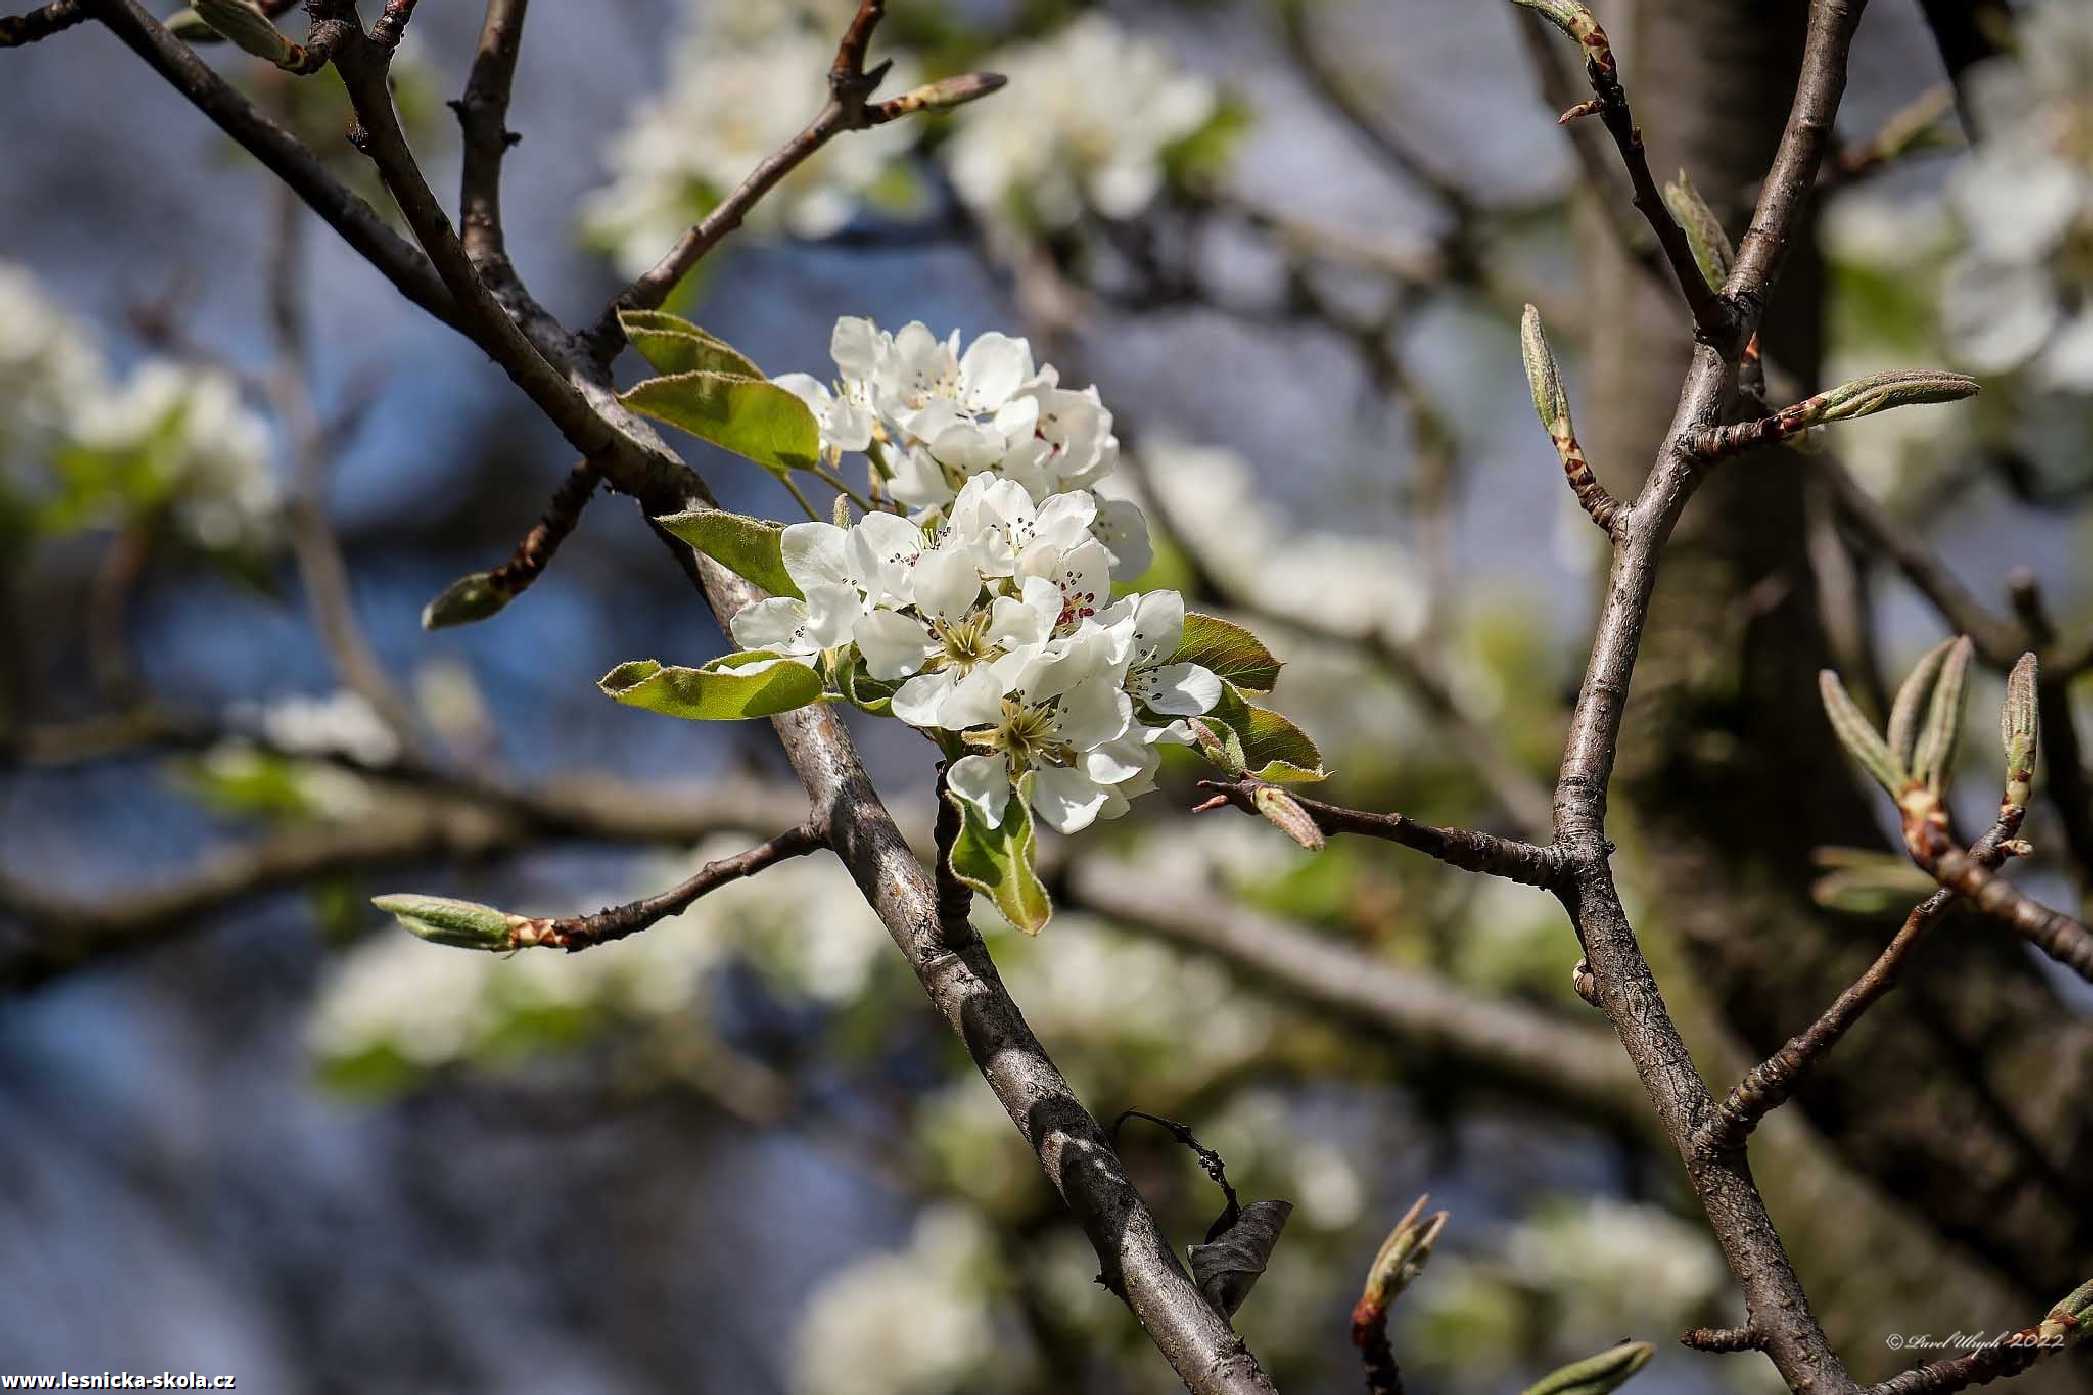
<box><xmin>655</xmin><ymin>508</ymin><xmax>800</xmax><ymax>598</ymax></box>
<box><xmin>1886</xmin><ymin>636</ymin><xmax>1956</xmax><ymax>777</ymax></box>
<box><xmin>1912</xmin><ymin>636</ymin><xmax>1973</xmax><ymax>793</ymax></box>
<box><xmin>1819</xmin><ymin>669</ymin><xmax>1899</xmax><ymax>793</ymax></box>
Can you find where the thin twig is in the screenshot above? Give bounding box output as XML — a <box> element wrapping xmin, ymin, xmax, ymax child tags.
<box><xmin>1195</xmin><ymin>778</ymin><xmax>1564</xmax><ymax>889</ymax></box>
<box><xmin>0</xmin><ymin>0</ymin><xmax>84</xmax><ymax>45</ymax></box>
<box><xmin>452</xmin><ymin>0</ymin><xmax>528</xmax><ymax>277</ymax></box>
<box><xmin>476</xmin><ymin>461</ymin><xmax>601</xmax><ymax>610</ymax></box>
<box><xmin>366</xmin><ymin>0</ymin><xmax>416</xmax><ymax>50</ymax></box>
<box><xmin>515</xmin><ymin>824</ymin><xmax>826</xmax><ymax>952</ymax></box>
<box><xmin>1683</xmin><ymin>1327</ymin><xmax>1766</xmax><ymax>1354</ymax></box>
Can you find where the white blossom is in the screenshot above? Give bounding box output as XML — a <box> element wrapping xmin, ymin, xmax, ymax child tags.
<box><xmin>1939</xmin><ymin>0</ymin><xmax>2093</xmax><ymax>388</ymax></box>
<box><xmin>791</xmin><ymin>1206</ymin><xmax>1010</xmax><ymax>1395</ymax></box>
<box><xmin>584</xmin><ymin>23</ymin><xmax>919</xmax><ymax>271</ymax></box>
<box><xmin>943</xmin><ymin>14</ymin><xmax>1217</xmax><ymax>232</ymax></box>
<box><xmin>71</xmin><ymin>358</ymin><xmax>279</xmax><ymax>549</ymax></box>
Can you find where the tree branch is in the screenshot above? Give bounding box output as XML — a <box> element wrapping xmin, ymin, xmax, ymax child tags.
<box><xmin>452</xmin><ymin>0</ymin><xmax>528</xmax><ymax>278</ymax></box>
<box><xmin>512</xmin><ymin>824</ymin><xmax>825</xmax><ymax>951</ymax></box>
<box><xmin>83</xmin><ymin>0</ymin><xmax>459</xmax><ymax>327</ymax></box>
<box><xmin>1195</xmin><ymin>778</ymin><xmax>1564</xmax><ymax>889</ymax></box>
<box><xmin>0</xmin><ymin>0</ymin><xmax>84</xmax><ymax>45</ymax></box>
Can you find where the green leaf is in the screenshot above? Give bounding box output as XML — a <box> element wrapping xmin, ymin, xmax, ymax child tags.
<box><xmin>1819</xmin><ymin>669</ymin><xmax>1900</xmax><ymax>794</ymax></box>
<box><xmin>191</xmin><ymin>0</ymin><xmax>298</xmax><ymax>63</ymax></box>
<box><xmin>1173</xmin><ymin>612</ymin><xmax>1283</xmax><ymax>693</ymax></box>
<box><xmin>1886</xmin><ymin>636</ymin><xmax>1956</xmax><ymax>778</ymax></box>
<box><xmin>946</xmin><ymin>774</ymin><xmax>1051</xmax><ymax>934</ymax></box>
<box><xmin>654</xmin><ymin>508</ymin><xmax>800</xmax><ymax>599</ymax></box>
<box><xmin>599</xmin><ymin>654</ymin><xmax>825</xmax><ymax>721</ymax></box>
<box><xmin>1660</xmin><ymin>172</ymin><xmax>1734</xmax><ymax>293</ymax></box>
<box><xmin>1912</xmin><ymin>635</ymin><xmax>1974</xmax><ymax>794</ymax></box>
<box><xmin>1200</xmin><ymin>682</ymin><xmax>1327</xmax><ymax>783</ymax></box>
<box><xmin>1521</xmin><ymin>1342</ymin><xmax>1654</xmax><ymax>1395</ymax></box>
<box><xmin>421</xmin><ymin>571</ymin><xmax>509</xmax><ymax>630</ymax></box>
<box><xmin>371</xmin><ymin>893</ymin><xmax>517</xmax><ymax>951</ymax></box>
<box><xmin>615</xmin><ymin>309</ymin><xmax>765</xmax><ymax>379</ymax></box>
<box><xmin>621</xmin><ymin>372</ymin><xmax>821</xmax><ymax>479</ymax></box>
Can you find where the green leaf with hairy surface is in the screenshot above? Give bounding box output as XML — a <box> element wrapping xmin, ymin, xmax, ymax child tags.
<box><xmin>1819</xmin><ymin>669</ymin><xmax>1899</xmax><ymax>794</ymax></box>
<box><xmin>615</xmin><ymin>309</ymin><xmax>764</xmax><ymax>379</ymax></box>
<box><xmin>1173</xmin><ymin>612</ymin><xmax>1282</xmax><ymax>692</ymax></box>
<box><xmin>1521</xmin><ymin>1342</ymin><xmax>1653</xmax><ymax>1395</ymax></box>
<box><xmin>1886</xmin><ymin>636</ymin><xmax>1956</xmax><ymax>777</ymax></box>
<box><xmin>1201</xmin><ymin>682</ymin><xmax>1327</xmax><ymax>783</ymax></box>
<box><xmin>1912</xmin><ymin>635</ymin><xmax>1973</xmax><ymax>793</ymax></box>
<box><xmin>946</xmin><ymin>774</ymin><xmax>1050</xmax><ymax>934</ymax></box>
<box><xmin>371</xmin><ymin>893</ymin><xmax>516</xmax><ymax>951</ymax></box>
<box><xmin>192</xmin><ymin>0</ymin><xmax>298</xmax><ymax>63</ymax></box>
<box><xmin>621</xmin><ymin>372</ymin><xmax>821</xmax><ymax>479</ymax></box>
<box><xmin>599</xmin><ymin>654</ymin><xmax>824</xmax><ymax>721</ymax></box>
<box><xmin>1661</xmin><ymin>172</ymin><xmax>1734</xmax><ymax>293</ymax></box>
<box><xmin>421</xmin><ymin>571</ymin><xmax>508</xmax><ymax>629</ymax></box>
<box><xmin>656</xmin><ymin>508</ymin><xmax>800</xmax><ymax>598</ymax></box>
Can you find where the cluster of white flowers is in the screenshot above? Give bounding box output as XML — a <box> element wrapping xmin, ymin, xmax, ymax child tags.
<box><xmin>0</xmin><ymin>260</ymin><xmax>277</xmax><ymax>549</ymax></box>
<box><xmin>945</xmin><ymin>14</ymin><xmax>1218</xmax><ymax>232</ymax></box>
<box><xmin>1940</xmin><ymin>0</ymin><xmax>2093</xmax><ymax>388</ymax></box>
<box><xmin>582</xmin><ymin>2</ymin><xmax>920</xmax><ymax>272</ymax></box>
<box><xmin>744</xmin><ymin>316</ymin><xmax>1220</xmax><ymax>835</ymax></box>
<box><xmin>791</xmin><ymin>1206</ymin><xmax>1013</xmax><ymax>1395</ymax></box>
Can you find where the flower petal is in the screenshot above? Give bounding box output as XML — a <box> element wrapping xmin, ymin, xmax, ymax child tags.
<box><xmin>912</xmin><ymin>547</ymin><xmax>984</xmax><ymax>623</ymax></box>
<box><xmin>781</xmin><ymin>521</ymin><xmax>853</xmax><ymax>592</ymax></box>
<box><xmin>1053</xmin><ymin>675</ymin><xmax>1132</xmax><ymax>749</ymax></box>
<box><xmin>730</xmin><ymin>597</ymin><xmax>814</xmax><ymax>654</ymax></box>
<box><xmin>855</xmin><ymin>608</ymin><xmax>938</xmax><ymax>680</ymax></box>
<box><xmin>947</xmin><ymin>752</ymin><xmax>1012</xmax><ymax>828</ymax></box>
<box><xmin>959</xmin><ymin>332</ymin><xmax>1034</xmax><ymax>411</ymax></box>
<box><xmin>1031</xmin><ymin>765</ymin><xmax>1112</xmax><ymax>834</ymax></box>
<box><xmin>892</xmin><ymin>669</ymin><xmax>958</xmax><ymax>727</ymax></box>
<box><xmin>1137</xmin><ymin>661</ymin><xmax>1220</xmax><ymax>716</ymax></box>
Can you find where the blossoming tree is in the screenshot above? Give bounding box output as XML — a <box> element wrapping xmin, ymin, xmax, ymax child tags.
<box><xmin>3</xmin><ymin>0</ymin><xmax>2091</xmax><ymax>1392</ymax></box>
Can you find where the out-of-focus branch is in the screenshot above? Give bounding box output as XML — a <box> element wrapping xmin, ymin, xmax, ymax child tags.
<box><xmin>1195</xmin><ymin>778</ymin><xmax>1564</xmax><ymax>888</ymax></box>
<box><xmin>1913</xmin><ymin>0</ymin><xmax>2010</xmax><ymax>135</ymax></box>
<box><xmin>1061</xmin><ymin>858</ymin><xmax>1647</xmax><ymax>1130</ymax></box>
<box><xmin>0</xmin><ymin>0</ymin><xmax>84</xmax><ymax>45</ymax></box>
<box><xmin>86</xmin><ymin>0</ymin><xmax>459</xmax><ymax>327</ymax></box>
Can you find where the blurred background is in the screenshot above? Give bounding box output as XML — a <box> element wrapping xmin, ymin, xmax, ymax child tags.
<box><xmin>1</xmin><ymin>0</ymin><xmax>2089</xmax><ymax>1392</ymax></box>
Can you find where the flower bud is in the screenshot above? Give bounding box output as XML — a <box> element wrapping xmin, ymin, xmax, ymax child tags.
<box><xmin>1521</xmin><ymin>305</ymin><xmax>1573</xmax><ymax>443</ymax></box>
<box><xmin>191</xmin><ymin>0</ymin><xmax>298</xmax><ymax>65</ymax></box>
<box><xmin>421</xmin><ymin>572</ymin><xmax>509</xmax><ymax>630</ymax></box>
<box><xmin>372</xmin><ymin>893</ymin><xmax>523</xmax><ymax>951</ymax></box>
<box><xmin>1522</xmin><ymin>1341</ymin><xmax>1655</xmax><ymax>1395</ymax></box>
<box><xmin>1661</xmin><ymin>173</ymin><xmax>1733</xmax><ymax>293</ymax></box>
<box><xmin>881</xmin><ymin>71</ymin><xmax>1008</xmax><ymax>117</ymax></box>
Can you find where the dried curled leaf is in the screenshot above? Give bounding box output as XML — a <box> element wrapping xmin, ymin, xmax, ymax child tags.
<box><xmin>1819</xmin><ymin>669</ymin><xmax>1899</xmax><ymax>794</ymax></box>
<box><xmin>1188</xmin><ymin>1199</ymin><xmax>1293</xmax><ymax>1319</ymax></box>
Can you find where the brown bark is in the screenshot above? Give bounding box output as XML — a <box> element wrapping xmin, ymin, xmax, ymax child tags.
<box><xmin>1583</xmin><ymin>0</ymin><xmax>2093</xmax><ymax>1354</ymax></box>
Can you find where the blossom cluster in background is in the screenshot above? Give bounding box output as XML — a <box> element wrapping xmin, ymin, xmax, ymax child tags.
<box><xmin>0</xmin><ymin>260</ymin><xmax>277</xmax><ymax>551</ymax></box>
<box><xmin>1941</xmin><ymin>0</ymin><xmax>2093</xmax><ymax>388</ymax></box>
<box><xmin>743</xmin><ymin>315</ymin><xmax>1220</xmax><ymax>835</ymax></box>
<box><xmin>582</xmin><ymin>3</ymin><xmax>1226</xmax><ymax>269</ymax></box>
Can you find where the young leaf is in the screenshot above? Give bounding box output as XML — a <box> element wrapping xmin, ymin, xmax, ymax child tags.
<box><xmin>1911</xmin><ymin>635</ymin><xmax>1974</xmax><ymax>793</ymax></box>
<box><xmin>655</xmin><ymin>508</ymin><xmax>801</xmax><ymax>599</ymax></box>
<box><xmin>599</xmin><ymin>655</ymin><xmax>825</xmax><ymax>721</ymax></box>
<box><xmin>191</xmin><ymin>0</ymin><xmax>297</xmax><ymax>64</ymax></box>
<box><xmin>621</xmin><ymin>372</ymin><xmax>821</xmax><ymax>479</ymax></box>
<box><xmin>1520</xmin><ymin>305</ymin><xmax>1574</xmax><ymax>443</ymax></box>
<box><xmin>1253</xmin><ymin>784</ymin><xmax>1325</xmax><ymax>851</ymax></box>
<box><xmin>1886</xmin><ymin>636</ymin><xmax>1956</xmax><ymax>778</ymax></box>
<box><xmin>1199</xmin><ymin>683</ymin><xmax>1328</xmax><ymax>782</ymax></box>
<box><xmin>1173</xmin><ymin>612</ymin><xmax>1283</xmax><ymax>693</ymax></box>
<box><xmin>1660</xmin><ymin>172</ymin><xmax>1734</xmax><ymax>293</ymax></box>
<box><xmin>371</xmin><ymin>893</ymin><xmax>518</xmax><ymax>951</ymax></box>
<box><xmin>1819</xmin><ymin>669</ymin><xmax>1899</xmax><ymax>793</ymax></box>
<box><xmin>1802</xmin><ymin>370</ymin><xmax>1980</xmax><ymax>427</ymax></box>
<box><xmin>2002</xmin><ymin>652</ymin><xmax>2040</xmax><ymax>809</ymax></box>
<box><xmin>615</xmin><ymin>309</ymin><xmax>764</xmax><ymax>379</ymax></box>
<box><xmin>945</xmin><ymin>774</ymin><xmax>1051</xmax><ymax>934</ymax></box>
<box><xmin>1522</xmin><ymin>1342</ymin><xmax>1654</xmax><ymax>1395</ymax></box>
<box><xmin>421</xmin><ymin>571</ymin><xmax>509</xmax><ymax>630</ymax></box>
